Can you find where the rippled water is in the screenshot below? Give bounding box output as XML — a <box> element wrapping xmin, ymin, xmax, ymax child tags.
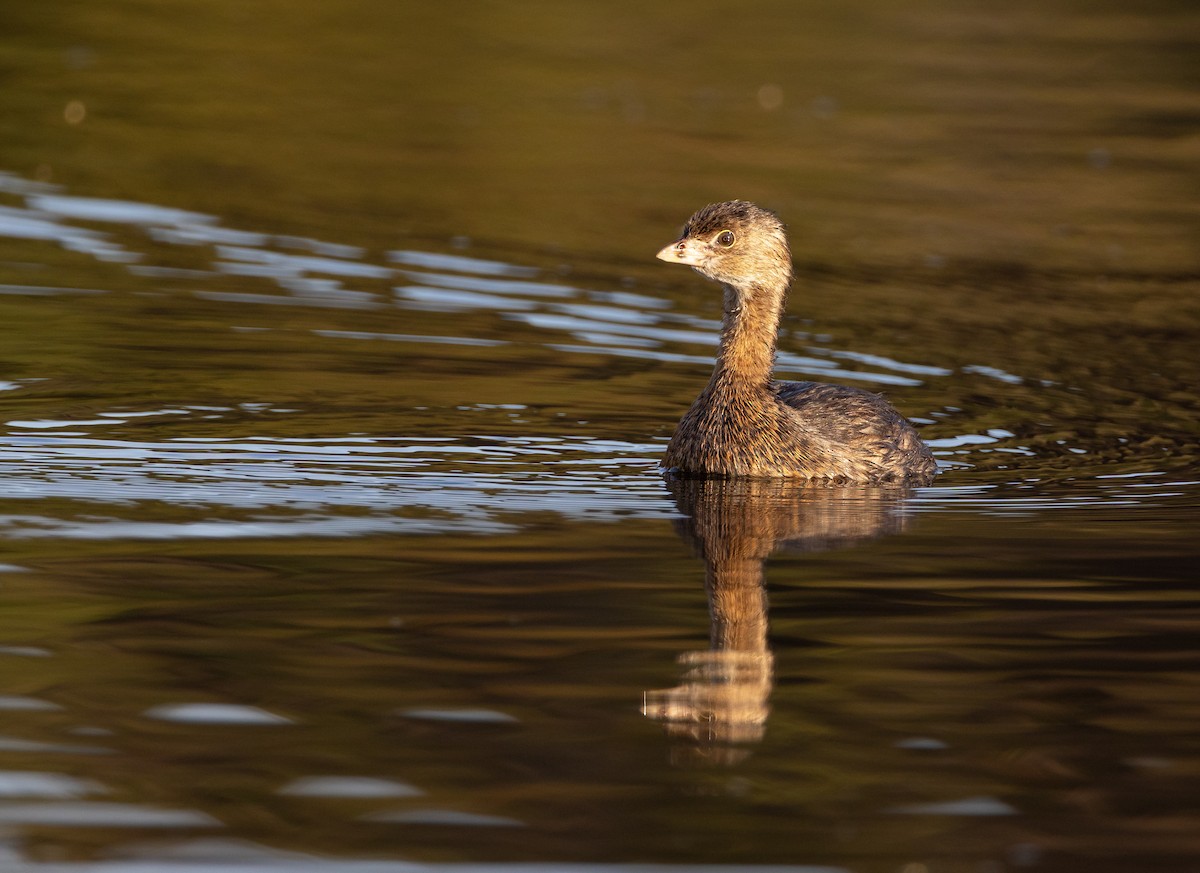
<box><xmin>1</xmin><ymin>2</ymin><xmax>1198</xmax><ymax>872</ymax></box>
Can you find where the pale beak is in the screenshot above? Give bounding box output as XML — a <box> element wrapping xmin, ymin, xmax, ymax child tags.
<box><xmin>656</xmin><ymin>238</ymin><xmax>700</xmax><ymax>265</ymax></box>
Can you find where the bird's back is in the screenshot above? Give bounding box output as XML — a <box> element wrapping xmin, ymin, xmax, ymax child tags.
<box><xmin>772</xmin><ymin>380</ymin><xmax>936</xmax><ymax>483</ymax></box>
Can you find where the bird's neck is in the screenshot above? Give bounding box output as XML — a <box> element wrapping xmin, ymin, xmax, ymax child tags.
<box><xmin>710</xmin><ymin>281</ymin><xmax>784</xmax><ymax>390</ymax></box>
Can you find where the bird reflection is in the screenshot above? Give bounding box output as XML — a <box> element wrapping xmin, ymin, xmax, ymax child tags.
<box><xmin>643</xmin><ymin>476</ymin><xmax>915</xmax><ymax>765</ymax></box>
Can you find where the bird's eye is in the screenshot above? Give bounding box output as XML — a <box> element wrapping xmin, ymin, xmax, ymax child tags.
<box><xmin>716</xmin><ymin>230</ymin><xmax>735</xmax><ymax>247</ymax></box>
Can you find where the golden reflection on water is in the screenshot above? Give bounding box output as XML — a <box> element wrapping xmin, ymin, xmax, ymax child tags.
<box><xmin>645</xmin><ymin>478</ymin><xmax>912</xmax><ymax>764</ymax></box>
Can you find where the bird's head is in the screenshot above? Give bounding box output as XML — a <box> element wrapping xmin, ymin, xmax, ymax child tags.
<box><xmin>656</xmin><ymin>200</ymin><xmax>792</xmax><ymax>291</ymax></box>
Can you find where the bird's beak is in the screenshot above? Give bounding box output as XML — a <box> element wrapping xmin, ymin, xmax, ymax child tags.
<box><xmin>656</xmin><ymin>238</ymin><xmax>700</xmax><ymax>265</ymax></box>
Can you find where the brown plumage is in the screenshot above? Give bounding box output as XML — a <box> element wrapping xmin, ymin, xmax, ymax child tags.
<box><xmin>656</xmin><ymin>200</ymin><xmax>937</xmax><ymax>483</ymax></box>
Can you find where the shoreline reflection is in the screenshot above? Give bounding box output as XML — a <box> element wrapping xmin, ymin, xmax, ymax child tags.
<box><xmin>644</xmin><ymin>477</ymin><xmax>915</xmax><ymax>765</ymax></box>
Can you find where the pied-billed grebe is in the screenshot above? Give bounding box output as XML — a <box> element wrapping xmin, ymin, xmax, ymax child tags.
<box><xmin>656</xmin><ymin>200</ymin><xmax>937</xmax><ymax>483</ymax></box>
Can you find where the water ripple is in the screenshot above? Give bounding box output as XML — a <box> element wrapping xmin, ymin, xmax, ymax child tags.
<box><xmin>3</xmin><ymin>169</ymin><xmax>1182</xmax><ymax>540</ymax></box>
<box><xmin>0</xmin><ymin>802</ymin><xmax>219</xmax><ymax>828</ymax></box>
<box><xmin>0</xmin><ymin>170</ymin><xmax>955</xmax><ymax>391</ymax></box>
<box><xmin>0</xmin><ymin>422</ymin><xmax>1186</xmax><ymax>541</ymax></box>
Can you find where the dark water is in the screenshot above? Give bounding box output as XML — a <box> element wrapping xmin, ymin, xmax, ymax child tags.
<box><xmin>1</xmin><ymin>2</ymin><xmax>1198</xmax><ymax>872</ymax></box>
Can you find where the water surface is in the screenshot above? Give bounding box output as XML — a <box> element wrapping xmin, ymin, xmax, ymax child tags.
<box><xmin>0</xmin><ymin>2</ymin><xmax>1197</xmax><ymax>872</ymax></box>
